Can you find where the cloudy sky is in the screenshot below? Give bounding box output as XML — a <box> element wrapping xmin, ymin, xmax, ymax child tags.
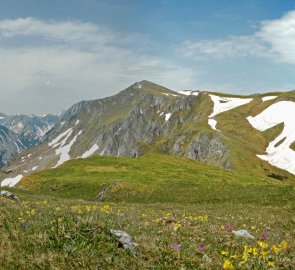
<box><xmin>1</xmin><ymin>0</ymin><xmax>295</xmax><ymax>114</ymax></box>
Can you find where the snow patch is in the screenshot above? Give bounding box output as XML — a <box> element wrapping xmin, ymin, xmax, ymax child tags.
<box><xmin>208</xmin><ymin>119</ymin><xmax>219</xmax><ymax>131</ymax></box>
<box><xmin>81</xmin><ymin>144</ymin><xmax>99</xmax><ymax>158</ymax></box>
<box><xmin>54</xmin><ymin>130</ymin><xmax>82</xmax><ymax>167</ymax></box>
<box><xmin>75</xmin><ymin>119</ymin><xmax>80</xmax><ymax>125</ymax></box>
<box><xmin>247</xmin><ymin>101</ymin><xmax>295</xmax><ymax>175</ymax></box>
<box><xmin>162</xmin><ymin>93</ymin><xmax>179</xmax><ymax>97</ymax></box>
<box><xmin>48</xmin><ymin>128</ymin><xmax>73</xmax><ymax>147</ymax></box>
<box><xmin>165</xmin><ymin>113</ymin><xmax>172</xmax><ymax>121</ymax></box>
<box><xmin>178</xmin><ymin>90</ymin><xmax>199</xmax><ymax>96</ymax></box>
<box><xmin>261</xmin><ymin>96</ymin><xmax>277</xmax><ymax>102</ymax></box>
<box><xmin>1</xmin><ymin>175</ymin><xmax>23</xmax><ymax>187</ymax></box>
<box><xmin>208</xmin><ymin>94</ymin><xmax>253</xmax><ymax>131</ymax></box>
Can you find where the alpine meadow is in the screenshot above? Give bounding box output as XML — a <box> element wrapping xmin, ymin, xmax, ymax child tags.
<box><xmin>0</xmin><ymin>1</ymin><xmax>295</xmax><ymax>269</ymax></box>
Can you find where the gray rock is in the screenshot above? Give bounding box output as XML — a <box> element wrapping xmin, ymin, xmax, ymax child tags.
<box><xmin>202</xmin><ymin>254</ymin><xmax>212</xmax><ymax>264</ymax></box>
<box><xmin>0</xmin><ymin>190</ymin><xmax>20</xmax><ymax>202</ymax></box>
<box><xmin>232</xmin><ymin>229</ymin><xmax>254</xmax><ymax>239</ymax></box>
<box><xmin>110</xmin><ymin>229</ymin><xmax>137</xmax><ymax>255</ymax></box>
<box><xmin>185</xmin><ymin>133</ymin><xmax>230</xmax><ymax>169</ymax></box>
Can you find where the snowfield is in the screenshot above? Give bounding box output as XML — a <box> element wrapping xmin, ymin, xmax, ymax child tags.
<box><xmin>261</xmin><ymin>96</ymin><xmax>277</xmax><ymax>102</ymax></box>
<box><xmin>1</xmin><ymin>175</ymin><xmax>23</xmax><ymax>187</ymax></box>
<box><xmin>247</xmin><ymin>101</ymin><xmax>295</xmax><ymax>175</ymax></box>
<box><xmin>208</xmin><ymin>94</ymin><xmax>253</xmax><ymax>131</ymax></box>
<box><xmin>178</xmin><ymin>90</ymin><xmax>200</xmax><ymax>96</ymax></box>
<box><xmin>54</xmin><ymin>130</ymin><xmax>82</xmax><ymax>168</ymax></box>
<box><xmin>48</xmin><ymin>128</ymin><xmax>73</xmax><ymax>147</ymax></box>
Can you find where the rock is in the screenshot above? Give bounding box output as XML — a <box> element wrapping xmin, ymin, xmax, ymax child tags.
<box><xmin>232</xmin><ymin>229</ymin><xmax>254</xmax><ymax>239</ymax></box>
<box><xmin>110</xmin><ymin>229</ymin><xmax>137</xmax><ymax>255</ymax></box>
<box><xmin>202</xmin><ymin>254</ymin><xmax>212</xmax><ymax>264</ymax></box>
<box><xmin>0</xmin><ymin>190</ymin><xmax>20</xmax><ymax>202</ymax></box>
<box><xmin>186</xmin><ymin>133</ymin><xmax>230</xmax><ymax>169</ymax></box>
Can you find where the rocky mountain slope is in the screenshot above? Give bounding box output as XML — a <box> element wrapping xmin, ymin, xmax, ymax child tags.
<box><xmin>0</xmin><ymin>125</ymin><xmax>25</xmax><ymax>168</ymax></box>
<box><xmin>0</xmin><ymin>113</ymin><xmax>60</xmax><ymax>148</ymax></box>
<box><xmin>1</xmin><ymin>80</ymin><xmax>295</xmax><ymax>187</ymax></box>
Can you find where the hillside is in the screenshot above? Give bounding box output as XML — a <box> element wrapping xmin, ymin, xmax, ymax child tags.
<box><xmin>1</xmin><ymin>154</ymin><xmax>294</xmax><ymax>269</ymax></box>
<box><xmin>19</xmin><ymin>154</ymin><xmax>295</xmax><ymax>204</ymax></box>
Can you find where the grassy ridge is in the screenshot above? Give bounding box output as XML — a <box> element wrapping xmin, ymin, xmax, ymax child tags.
<box><xmin>19</xmin><ymin>154</ymin><xmax>295</xmax><ymax>205</ymax></box>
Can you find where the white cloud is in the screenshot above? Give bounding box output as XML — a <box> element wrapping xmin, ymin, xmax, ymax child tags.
<box><xmin>177</xmin><ymin>9</ymin><xmax>295</xmax><ymax>64</ymax></box>
<box><xmin>0</xmin><ymin>18</ymin><xmax>196</xmax><ymax>114</ymax></box>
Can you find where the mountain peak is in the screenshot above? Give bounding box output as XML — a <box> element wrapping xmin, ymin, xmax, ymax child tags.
<box><xmin>126</xmin><ymin>80</ymin><xmax>178</xmax><ymax>96</ymax></box>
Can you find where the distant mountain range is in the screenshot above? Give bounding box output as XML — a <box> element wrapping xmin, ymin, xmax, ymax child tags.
<box><xmin>1</xmin><ymin>80</ymin><xmax>295</xmax><ymax>187</ymax></box>
<box><xmin>0</xmin><ymin>113</ymin><xmax>60</xmax><ymax>167</ymax></box>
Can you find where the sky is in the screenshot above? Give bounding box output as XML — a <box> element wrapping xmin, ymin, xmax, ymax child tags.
<box><xmin>1</xmin><ymin>0</ymin><xmax>295</xmax><ymax>114</ymax></box>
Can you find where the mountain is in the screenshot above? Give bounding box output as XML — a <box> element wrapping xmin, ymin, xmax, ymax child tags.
<box><xmin>0</xmin><ymin>125</ymin><xmax>25</xmax><ymax>168</ymax></box>
<box><xmin>1</xmin><ymin>80</ymin><xmax>295</xmax><ymax>187</ymax></box>
<box><xmin>0</xmin><ymin>114</ymin><xmax>60</xmax><ymax>148</ymax></box>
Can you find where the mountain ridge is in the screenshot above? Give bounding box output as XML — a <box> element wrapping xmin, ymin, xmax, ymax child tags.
<box><xmin>1</xmin><ymin>80</ymin><xmax>295</xmax><ymax>187</ymax></box>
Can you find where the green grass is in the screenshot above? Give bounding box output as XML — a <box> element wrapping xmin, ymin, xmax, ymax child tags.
<box><xmin>1</xmin><ymin>154</ymin><xmax>295</xmax><ymax>269</ymax></box>
<box><xmin>19</xmin><ymin>154</ymin><xmax>295</xmax><ymax>204</ymax></box>
<box><xmin>0</xmin><ymin>194</ymin><xmax>294</xmax><ymax>269</ymax></box>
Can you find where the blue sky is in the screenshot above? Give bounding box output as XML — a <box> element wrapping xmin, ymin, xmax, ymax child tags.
<box><xmin>1</xmin><ymin>0</ymin><xmax>295</xmax><ymax>114</ymax></box>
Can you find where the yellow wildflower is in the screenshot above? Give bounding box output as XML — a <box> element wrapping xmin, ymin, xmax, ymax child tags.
<box><xmin>278</xmin><ymin>240</ymin><xmax>288</xmax><ymax>251</ymax></box>
<box><xmin>272</xmin><ymin>245</ymin><xmax>279</xmax><ymax>255</ymax></box>
<box><xmin>252</xmin><ymin>248</ymin><xmax>258</xmax><ymax>256</ymax></box>
<box><xmin>259</xmin><ymin>250</ymin><xmax>269</xmax><ymax>259</ymax></box>
<box><xmin>221</xmin><ymin>250</ymin><xmax>229</xmax><ymax>257</ymax></box>
<box><xmin>230</xmin><ymin>254</ymin><xmax>238</xmax><ymax>260</ymax></box>
<box><xmin>223</xmin><ymin>259</ymin><xmax>234</xmax><ymax>270</ymax></box>
<box><xmin>100</xmin><ymin>204</ymin><xmax>111</xmax><ymax>214</ymax></box>
<box><xmin>267</xmin><ymin>261</ymin><xmax>275</xmax><ymax>267</ymax></box>
<box><xmin>257</xmin><ymin>241</ymin><xmax>269</xmax><ymax>249</ymax></box>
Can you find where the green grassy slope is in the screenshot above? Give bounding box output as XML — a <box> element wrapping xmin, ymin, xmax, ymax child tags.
<box><xmin>1</xmin><ymin>153</ymin><xmax>295</xmax><ymax>269</ymax></box>
<box><xmin>19</xmin><ymin>154</ymin><xmax>295</xmax><ymax>205</ymax></box>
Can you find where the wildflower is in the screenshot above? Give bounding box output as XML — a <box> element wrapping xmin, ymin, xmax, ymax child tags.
<box><xmin>259</xmin><ymin>250</ymin><xmax>269</xmax><ymax>259</ymax></box>
<box><xmin>272</xmin><ymin>245</ymin><xmax>279</xmax><ymax>255</ymax></box>
<box><xmin>223</xmin><ymin>259</ymin><xmax>234</xmax><ymax>270</ymax></box>
<box><xmin>224</xmin><ymin>224</ymin><xmax>233</xmax><ymax>232</ymax></box>
<box><xmin>100</xmin><ymin>204</ymin><xmax>111</xmax><ymax>214</ymax></box>
<box><xmin>278</xmin><ymin>240</ymin><xmax>288</xmax><ymax>251</ymax></box>
<box><xmin>199</xmin><ymin>243</ymin><xmax>205</xmax><ymax>252</ymax></box>
<box><xmin>170</xmin><ymin>243</ymin><xmax>182</xmax><ymax>251</ymax></box>
<box><xmin>173</xmin><ymin>222</ymin><xmax>182</xmax><ymax>232</ymax></box>
<box><xmin>261</xmin><ymin>228</ymin><xmax>269</xmax><ymax>240</ymax></box>
<box><xmin>230</xmin><ymin>254</ymin><xmax>238</xmax><ymax>260</ymax></box>
<box><xmin>257</xmin><ymin>241</ymin><xmax>269</xmax><ymax>249</ymax></box>
<box><xmin>267</xmin><ymin>261</ymin><xmax>275</xmax><ymax>267</ymax></box>
<box><xmin>252</xmin><ymin>248</ymin><xmax>258</xmax><ymax>256</ymax></box>
<box><xmin>221</xmin><ymin>250</ymin><xmax>229</xmax><ymax>257</ymax></box>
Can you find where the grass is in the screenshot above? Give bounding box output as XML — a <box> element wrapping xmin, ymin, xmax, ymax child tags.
<box><xmin>0</xmin><ymin>193</ymin><xmax>294</xmax><ymax>269</ymax></box>
<box><xmin>20</xmin><ymin>154</ymin><xmax>295</xmax><ymax>204</ymax></box>
<box><xmin>0</xmin><ymin>154</ymin><xmax>294</xmax><ymax>269</ymax></box>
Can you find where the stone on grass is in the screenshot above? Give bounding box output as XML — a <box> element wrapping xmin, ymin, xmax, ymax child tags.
<box><xmin>110</xmin><ymin>229</ymin><xmax>137</xmax><ymax>256</ymax></box>
<box><xmin>0</xmin><ymin>190</ymin><xmax>20</xmax><ymax>202</ymax></box>
<box><xmin>202</xmin><ymin>254</ymin><xmax>212</xmax><ymax>264</ymax></box>
<box><xmin>233</xmin><ymin>229</ymin><xmax>254</xmax><ymax>239</ymax></box>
